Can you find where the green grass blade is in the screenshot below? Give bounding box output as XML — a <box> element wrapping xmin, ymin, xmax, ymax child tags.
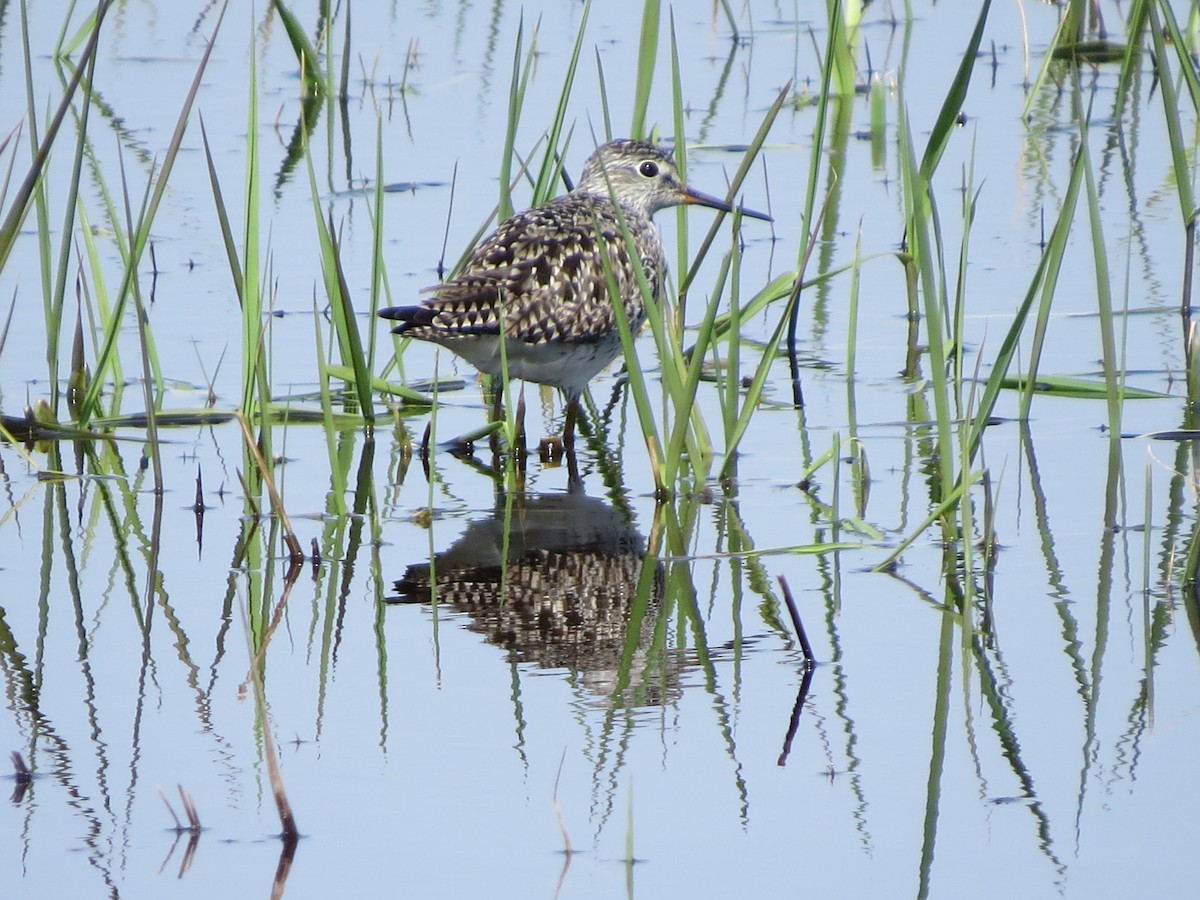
<box><xmin>532</xmin><ymin>0</ymin><xmax>591</xmax><ymax>204</ymax></box>
<box><xmin>272</xmin><ymin>0</ymin><xmax>326</xmax><ymax>98</ymax></box>
<box><xmin>872</xmin><ymin>470</ymin><xmax>983</xmax><ymax>572</ymax></box>
<box><xmin>919</xmin><ymin>0</ymin><xmax>991</xmax><ymax>180</ymax></box>
<box><xmin>630</xmin><ymin>0</ymin><xmax>661</xmax><ymax>141</ymax></box>
<box><xmin>241</xmin><ymin>8</ymin><xmax>266</xmax><ymax>427</ymax></box>
<box><xmin>1075</xmin><ymin>90</ymin><xmax>1121</xmax><ymax>435</ymax></box>
<box><xmin>76</xmin><ymin>0</ymin><xmax>229</xmax><ymax>425</ymax></box>
<box><xmin>498</xmin><ymin>13</ymin><xmax>535</xmax><ymax>222</ymax></box>
<box><xmin>0</xmin><ymin>0</ymin><xmax>111</xmax><ymax>275</ymax></box>
<box><xmin>199</xmin><ymin>114</ymin><xmax>244</xmax><ymax>302</ymax></box>
<box><xmin>999</xmin><ymin>376</ymin><xmax>1165</xmax><ymax>400</ymax></box>
<box><xmin>897</xmin><ymin>98</ymin><xmax>953</xmax><ymax>499</ymax></box>
<box><xmin>966</xmin><ymin>143</ymin><xmax>1085</xmax><ymax>459</ymax></box>
<box><xmin>594</xmin><ymin>222</ymin><xmax>665</xmax><ymax>495</ymax></box>
<box><xmin>668</xmin><ymin>12</ymin><xmax>689</xmax><ymax>318</ymax></box>
<box><xmin>313</xmin><ymin>295</ymin><xmax>348</xmax><ymax>517</ymax></box>
<box><xmin>368</xmin><ymin>115</ymin><xmax>386</xmax><ymax>375</ymax></box>
<box><xmin>594</xmin><ymin>49</ymin><xmax>613</xmax><ymax>142</ymax></box>
<box><xmin>679</xmin><ymin>82</ymin><xmax>789</xmax><ymax>296</ymax></box>
<box><xmin>1147</xmin><ymin>4</ymin><xmax>1197</xmax><ymax>245</ymax></box>
<box><xmin>1153</xmin><ymin>0</ymin><xmax>1200</xmax><ymax>118</ymax></box>
<box><xmin>826</xmin><ymin>0</ymin><xmax>857</xmax><ymax>98</ymax></box>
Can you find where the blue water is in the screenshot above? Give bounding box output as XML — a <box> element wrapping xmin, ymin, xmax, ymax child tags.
<box><xmin>1</xmin><ymin>2</ymin><xmax>1196</xmax><ymax>898</ymax></box>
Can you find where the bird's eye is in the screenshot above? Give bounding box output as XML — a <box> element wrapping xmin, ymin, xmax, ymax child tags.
<box><xmin>638</xmin><ymin>160</ymin><xmax>659</xmax><ymax>178</ymax></box>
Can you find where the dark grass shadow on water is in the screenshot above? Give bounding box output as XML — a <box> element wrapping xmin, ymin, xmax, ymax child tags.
<box><xmin>2</xmin><ymin>1</ymin><xmax>1200</xmax><ymax>897</ymax></box>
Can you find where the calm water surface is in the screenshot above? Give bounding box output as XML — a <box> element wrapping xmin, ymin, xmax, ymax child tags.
<box><xmin>1</xmin><ymin>2</ymin><xmax>1197</xmax><ymax>898</ymax></box>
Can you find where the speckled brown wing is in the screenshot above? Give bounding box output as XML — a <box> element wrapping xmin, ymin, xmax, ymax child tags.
<box><xmin>416</xmin><ymin>195</ymin><xmax>659</xmax><ymax>345</ymax></box>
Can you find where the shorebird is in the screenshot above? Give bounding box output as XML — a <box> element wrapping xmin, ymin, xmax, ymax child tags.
<box><xmin>379</xmin><ymin>138</ymin><xmax>771</xmax><ymax>450</ymax></box>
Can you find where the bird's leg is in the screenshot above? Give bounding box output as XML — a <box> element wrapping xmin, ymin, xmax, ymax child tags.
<box><xmin>487</xmin><ymin>380</ymin><xmax>504</xmax><ymax>460</ymax></box>
<box><xmin>515</xmin><ymin>387</ymin><xmax>527</xmax><ymax>457</ymax></box>
<box><xmin>489</xmin><ymin>381</ymin><xmax>503</xmax><ymax>426</ymax></box>
<box><xmin>538</xmin><ymin>391</ymin><xmax>577</xmax><ymax>464</ymax></box>
<box><xmin>562</xmin><ymin>397</ymin><xmax>578</xmax><ymax>453</ymax></box>
<box><xmin>562</xmin><ymin>392</ymin><xmax>584</xmax><ymax>489</ymax></box>
<box><xmin>565</xmin><ymin>442</ymin><xmax>582</xmax><ymax>491</ymax></box>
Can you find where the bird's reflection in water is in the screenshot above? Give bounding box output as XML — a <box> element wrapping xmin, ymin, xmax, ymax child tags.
<box><xmin>389</xmin><ymin>491</ymin><xmax>670</xmax><ymax>706</ymax></box>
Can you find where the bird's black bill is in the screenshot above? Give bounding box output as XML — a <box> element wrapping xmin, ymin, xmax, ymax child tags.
<box><xmin>683</xmin><ymin>187</ymin><xmax>772</xmax><ymax>223</ymax></box>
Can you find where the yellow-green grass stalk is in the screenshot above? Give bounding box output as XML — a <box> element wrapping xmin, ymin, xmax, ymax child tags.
<box><xmin>302</xmin><ymin>171</ymin><xmax>375</xmax><ymax>424</ymax></box>
<box><xmin>115</xmin><ymin>149</ymin><xmax>163</xmax><ymax>492</ymax></box>
<box><xmin>701</xmin><ymin>215</ymin><xmax>784</xmax><ymax>481</ymax></box>
<box><xmin>869</xmin><ymin>73</ymin><xmax>887</xmax><ymax>169</ymax></box>
<box><xmin>2</xmin><ymin>1</ymin><xmax>108</xmax><ymax>288</ymax></box>
<box><xmin>198</xmin><ymin>21</ymin><xmax>271</xmax><ymax>505</ymax></box>
<box><xmin>1151</xmin><ymin>0</ymin><xmax>1200</xmax><ymax>115</ymax></box>
<box><xmin>845</xmin><ymin>228</ymin><xmax>863</xmax><ymax>436</ymax></box>
<box><xmin>873</xmin><ymin>469</ymin><xmax>986</xmax><ymax>573</ymax></box>
<box><xmin>367</xmin><ymin>115</ymin><xmax>386</xmax><ymax>376</ymax></box>
<box><xmin>75</xmin><ymin>205</ymin><xmax>123</xmax><ymax>414</ymax></box>
<box><xmin>272</xmin><ymin>0</ymin><xmax>326</xmax><ymax>101</ymax></box>
<box><xmin>1020</xmin><ymin>4</ymin><xmax>1076</xmax><ymax>121</ymax></box>
<box><xmin>826</xmin><ymin>0</ymin><xmax>859</xmax><ymax>100</ymax></box>
<box><xmin>1182</xmin><ymin>488</ymin><xmax>1200</xmax><ymax>585</ymax></box>
<box><xmin>231</xmin><ymin>46</ymin><xmax>293</xmax><ymax>464</ymax></box>
<box><xmin>661</xmin><ymin>97</ymin><xmax>788</xmax><ymax>482</ymax></box>
<box><xmin>596</xmin><ymin>222</ymin><xmax>667</xmax><ymax>496</ymax></box>
<box><xmin>76</xmin><ymin>1</ymin><xmax>229</xmax><ymax>426</ymax></box>
<box><xmin>667</xmin><ymin>13</ymin><xmax>690</xmax><ymax>321</ymax></box>
<box><xmin>662</xmin><ymin>250</ymin><xmax>728</xmax><ymax>483</ymax></box>
<box><xmin>52</xmin><ymin>0</ymin><xmax>90</xmax><ymax>58</ymax></box>
<box><xmin>715</xmin><ymin>241</ymin><xmax>739</xmax><ymax>466</ymax></box>
<box><xmin>954</xmin><ymin>335</ymin><xmax>990</xmax><ymax>609</ymax></box>
<box><xmin>498</xmin><ymin>12</ymin><xmax>537</xmax><ymax>223</ymax></box>
<box><xmin>313</xmin><ymin>295</ymin><xmax>348</xmax><ymax>517</ymax></box>
<box><xmin>716</xmin><ymin>292</ymin><xmax>798</xmax><ymax>483</ymax></box>
<box><xmin>630</xmin><ymin>0</ymin><xmax>660</xmax><ymax>142</ymax></box>
<box><xmin>782</xmin><ymin>0</ymin><xmax>840</xmax><ymax>387</ymax></box>
<box><xmin>919</xmin><ymin>0</ymin><xmax>991</xmax><ymax>182</ymax></box>
<box><xmin>325</xmin><ymin>367</ymin><xmax>430</xmax><ymax>404</ymax></box>
<box><xmin>605</xmin><ymin>183</ymin><xmax>718</xmax><ymax>486</ymax></box>
<box><xmin>67</xmin><ymin>67</ymin><xmax>167</xmax><ymax>402</ymax></box>
<box><xmin>1075</xmin><ymin>90</ymin><xmax>1123</xmax><ymax>439</ymax></box>
<box><xmin>238</xmin><ymin>10</ymin><xmax>267</xmax><ymax>431</ymax></box>
<box><xmin>0</xmin><ymin>124</ymin><xmax>21</xmax><ymax>211</ymax></box>
<box><xmin>1009</xmin><ymin>146</ymin><xmax>1086</xmax><ymax>428</ymax></box>
<box><xmin>492</xmin><ymin>293</ymin><xmax>524</xmax><ymax>488</ymax></box>
<box><xmin>679</xmin><ymin>83</ymin><xmax>788</xmax><ymax>298</ymax></box>
<box><xmin>717</xmin><ymin>0</ymin><xmax>739</xmax><ymax>42</ymax></box>
<box><xmin>12</xmin><ymin>3</ymin><xmax>93</xmax><ymax>418</ymax></box>
<box><xmin>44</xmin><ymin>50</ymin><xmax>104</xmax><ymax>420</ymax></box>
<box><xmin>901</xmin><ymin>0</ymin><xmax>992</xmax><ymax>493</ymax></box>
<box><xmin>594</xmin><ymin>49</ymin><xmax>614</xmax><ymax>143</ymax></box>
<box><xmin>704</xmin><ymin>270</ymin><xmax>826</xmax><ymax>345</ymax></box>
<box><xmin>1145</xmin><ymin>3</ymin><xmax>1198</xmax><ymax>320</ymax></box>
<box><xmin>950</xmin><ymin>147</ymin><xmax>983</xmax><ymax>410</ymax></box>
<box><xmin>714</xmin><ymin>186</ymin><xmax>832</xmax><ymax>484</ymax></box>
<box><xmin>900</xmin><ymin>130</ymin><xmax>1079</xmax><ymax>551</ymax></box>
<box><xmin>916</xmin><ymin>602</ymin><xmax>955</xmax><ymax>899</ymax></box>
<box><xmin>530</xmin><ymin>0</ymin><xmax>591</xmax><ymax>205</ymax></box>
<box><xmin>338</xmin><ymin>0</ymin><xmax>352</xmax><ymax>102</ymax></box>
<box><xmin>114</xmin><ymin>144</ymin><xmax>165</xmax><ymax>405</ymax></box>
